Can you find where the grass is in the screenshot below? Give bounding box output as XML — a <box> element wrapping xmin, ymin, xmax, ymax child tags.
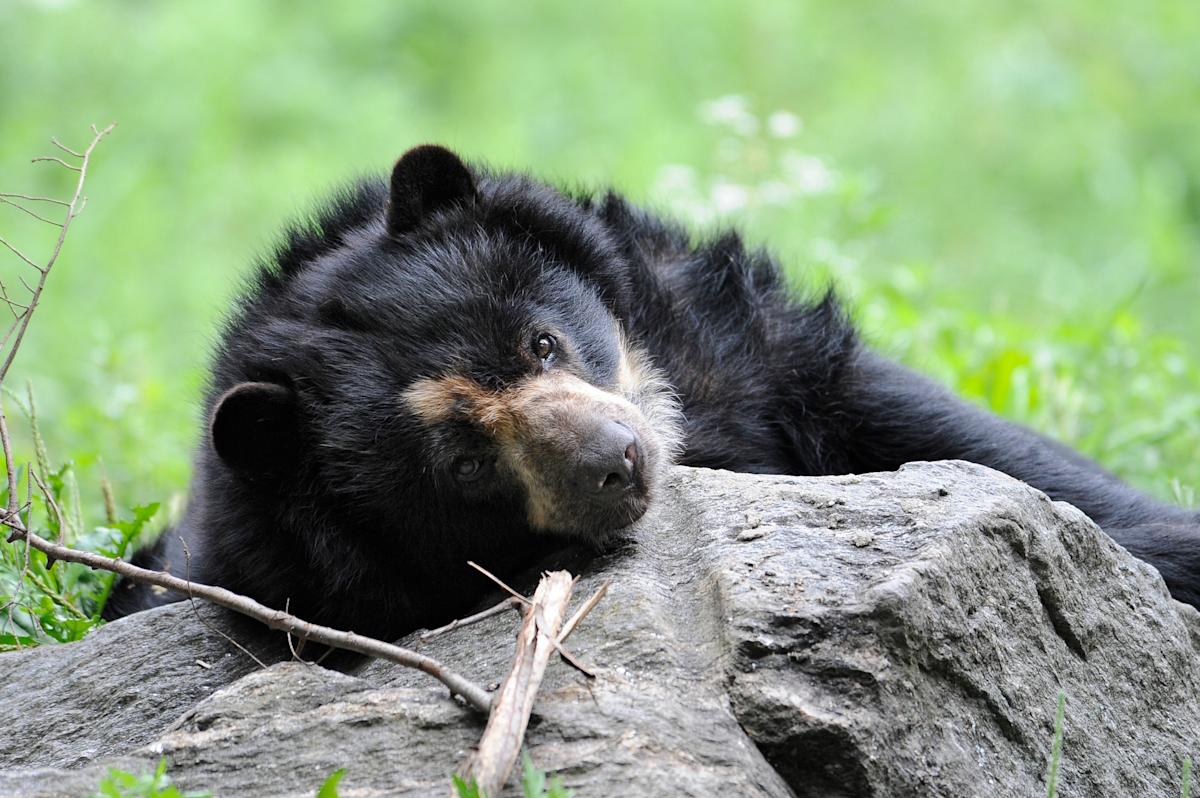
<box><xmin>1045</xmin><ymin>692</ymin><xmax>1065</xmax><ymax>798</ymax></box>
<box><xmin>0</xmin><ymin>0</ymin><xmax>1196</xmax><ymax>639</ymax></box>
<box><xmin>451</xmin><ymin>753</ymin><xmax>574</xmax><ymax>798</ymax></box>
<box><xmin>1042</xmin><ymin>693</ymin><xmax>1195</xmax><ymax>797</ymax></box>
<box><xmin>0</xmin><ymin>0</ymin><xmax>1195</xmax><ymax>527</ymax></box>
<box><xmin>91</xmin><ymin>762</ymin><xmax>345</xmax><ymax>798</ymax></box>
<box><xmin>91</xmin><ymin>759</ymin><xmax>210</xmax><ymax>798</ymax></box>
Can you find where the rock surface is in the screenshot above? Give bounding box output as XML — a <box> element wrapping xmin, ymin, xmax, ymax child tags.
<box><xmin>1</xmin><ymin>462</ymin><xmax>1198</xmax><ymax>797</ymax></box>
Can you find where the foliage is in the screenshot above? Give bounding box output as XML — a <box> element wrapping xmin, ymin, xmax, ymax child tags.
<box><xmin>451</xmin><ymin>775</ymin><xmax>482</xmax><ymax>798</ymax></box>
<box><xmin>0</xmin><ymin>389</ymin><xmax>160</xmax><ymax>648</ymax></box>
<box><xmin>450</xmin><ymin>754</ymin><xmax>573</xmax><ymax>798</ymax></box>
<box><xmin>521</xmin><ymin>752</ymin><xmax>574</xmax><ymax>798</ymax></box>
<box><xmin>0</xmin><ymin>2</ymin><xmax>1196</xmax><ymax>646</ymax></box>
<box><xmin>0</xmin><ymin>1</ymin><xmax>1194</xmax><ymax>522</ymax></box>
<box><xmin>1041</xmin><ymin>693</ymin><xmax>1194</xmax><ymax>797</ymax></box>
<box><xmin>90</xmin><ymin>761</ymin><xmax>348</xmax><ymax>797</ymax></box>
<box><xmin>316</xmin><ymin>768</ymin><xmax>346</xmax><ymax>798</ymax></box>
<box><xmin>90</xmin><ymin>759</ymin><xmax>211</xmax><ymax>798</ymax></box>
<box><xmin>1045</xmin><ymin>692</ymin><xmax>1065</xmax><ymax>798</ymax></box>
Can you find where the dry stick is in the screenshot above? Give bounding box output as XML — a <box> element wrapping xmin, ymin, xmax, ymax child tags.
<box><xmin>454</xmin><ymin>570</ymin><xmax>576</xmax><ymax>797</ymax></box>
<box><xmin>557</xmin><ymin>579</ymin><xmax>610</xmax><ymax>644</ymax></box>
<box><xmin>0</xmin><ymin>404</ymin><xmax>17</xmax><ymax>518</ymax></box>
<box><xmin>178</xmin><ymin>537</ymin><xmax>268</xmax><ymax>670</ymax></box>
<box><xmin>420</xmin><ymin>596</ymin><xmax>524</xmax><ymax>641</ymax></box>
<box><xmin>0</xmin><ymin>521</ymin><xmax>493</xmax><ymax>713</ymax></box>
<box><xmin>0</xmin><ymin>193</ymin><xmax>70</xmax><ymax>207</ymax></box>
<box><xmin>0</xmin><ymin>123</ymin><xmax>115</xmax><ymax>387</ymax></box>
<box><xmin>0</xmin><ymin>197</ymin><xmax>60</xmax><ymax>226</ymax></box>
<box><xmin>467</xmin><ymin>559</ymin><xmax>533</xmax><ymax>605</ymax></box>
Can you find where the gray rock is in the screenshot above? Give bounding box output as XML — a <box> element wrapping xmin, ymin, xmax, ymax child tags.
<box><xmin>1</xmin><ymin>462</ymin><xmax>1197</xmax><ymax>797</ymax></box>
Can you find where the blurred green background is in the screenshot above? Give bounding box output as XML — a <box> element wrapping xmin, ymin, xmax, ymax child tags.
<box><xmin>0</xmin><ymin>0</ymin><xmax>1197</xmax><ymax>518</ymax></box>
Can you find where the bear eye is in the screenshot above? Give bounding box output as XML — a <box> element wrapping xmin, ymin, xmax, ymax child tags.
<box><xmin>534</xmin><ymin>333</ymin><xmax>556</xmax><ymax>361</ymax></box>
<box><xmin>452</xmin><ymin>456</ymin><xmax>485</xmax><ymax>482</ymax></box>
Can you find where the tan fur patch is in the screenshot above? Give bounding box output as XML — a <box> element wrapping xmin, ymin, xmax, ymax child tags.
<box><xmin>402</xmin><ymin>374</ymin><xmax>518</xmax><ymax>437</ymax></box>
<box><xmin>402</xmin><ymin>341</ymin><xmax>684</xmax><ymax>535</ymax></box>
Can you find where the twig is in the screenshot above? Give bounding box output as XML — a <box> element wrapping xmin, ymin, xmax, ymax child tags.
<box><xmin>454</xmin><ymin>571</ymin><xmax>575</xmax><ymax>797</ymax></box>
<box><xmin>467</xmin><ymin>559</ymin><xmax>532</xmax><ymax>606</ymax></box>
<box><xmin>283</xmin><ymin>597</ymin><xmax>313</xmax><ymax>663</ymax></box>
<box><xmin>179</xmin><ymin>536</ymin><xmax>267</xmax><ymax>670</ymax></box>
<box><xmin>0</xmin><ymin>197</ymin><xmax>60</xmax><ymax>226</ymax></box>
<box><xmin>0</xmin><ymin>236</ymin><xmax>41</xmax><ymax>272</ymax></box>
<box><xmin>420</xmin><ymin>596</ymin><xmax>524</xmax><ymax>641</ymax></box>
<box><xmin>0</xmin><ymin>193</ymin><xmax>70</xmax><ymax>207</ymax></box>
<box><xmin>0</xmin><ymin>403</ymin><xmax>18</xmax><ymax>518</ymax></box>
<box><xmin>50</xmin><ymin>138</ymin><xmax>83</xmax><ymax>158</ymax></box>
<box><xmin>30</xmin><ymin>156</ymin><xmax>81</xmax><ymax>172</ymax></box>
<box><xmin>0</xmin><ymin>123</ymin><xmax>115</xmax><ymax>387</ymax></box>
<box><xmin>0</xmin><ymin>281</ymin><xmax>30</xmax><ymax>318</ymax></box>
<box><xmin>558</xmin><ymin>579</ymin><xmax>610</xmax><ymax>644</ymax></box>
<box><xmin>1</xmin><ymin>520</ymin><xmax>493</xmax><ymax>712</ymax></box>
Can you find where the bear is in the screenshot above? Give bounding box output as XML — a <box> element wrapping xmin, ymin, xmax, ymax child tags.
<box><xmin>104</xmin><ymin>144</ymin><xmax>1200</xmax><ymax>639</ymax></box>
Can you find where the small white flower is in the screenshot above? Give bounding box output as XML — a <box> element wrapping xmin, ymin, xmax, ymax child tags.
<box><xmin>711</xmin><ymin>180</ymin><xmax>750</xmax><ymax>214</ymax></box>
<box><xmin>758</xmin><ymin>180</ymin><xmax>795</xmax><ymax>206</ymax></box>
<box><xmin>700</xmin><ymin>95</ymin><xmax>751</xmax><ymax>126</ymax></box>
<box><xmin>781</xmin><ymin>152</ymin><xmax>835</xmax><ymax>194</ymax></box>
<box><xmin>654</xmin><ymin>164</ymin><xmax>699</xmax><ymax>193</ymax></box>
<box><xmin>700</xmin><ymin>95</ymin><xmax>759</xmax><ymax>137</ymax></box>
<box><xmin>767</xmin><ymin>111</ymin><xmax>802</xmax><ymax>138</ymax></box>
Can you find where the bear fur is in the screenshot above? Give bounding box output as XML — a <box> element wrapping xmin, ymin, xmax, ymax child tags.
<box><xmin>104</xmin><ymin>145</ymin><xmax>1200</xmax><ymax>638</ymax></box>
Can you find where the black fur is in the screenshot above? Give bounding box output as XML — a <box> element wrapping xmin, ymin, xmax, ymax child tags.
<box><xmin>103</xmin><ymin>145</ymin><xmax>1200</xmax><ymax>635</ymax></box>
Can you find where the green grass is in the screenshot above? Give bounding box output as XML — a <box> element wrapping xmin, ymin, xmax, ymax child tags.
<box><xmin>91</xmin><ymin>759</ymin><xmax>211</xmax><ymax>798</ymax></box>
<box><xmin>451</xmin><ymin>753</ymin><xmax>574</xmax><ymax>798</ymax></box>
<box><xmin>1045</xmin><ymin>692</ymin><xmax>1065</xmax><ymax>797</ymax></box>
<box><xmin>91</xmin><ymin>762</ymin><xmax>345</xmax><ymax>798</ymax></box>
<box><xmin>1042</xmin><ymin>693</ymin><xmax>1195</xmax><ymax>797</ymax></box>
<box><xmin>0</xmin><ymin>2</ymin><xmax>1196</xmax><ymax>626</ymax></box>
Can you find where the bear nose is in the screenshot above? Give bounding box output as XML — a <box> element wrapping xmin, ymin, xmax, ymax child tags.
<box><xmin>578</xmin><ymin>420</ymin><xmax>639</xmax><ymax>496</ymax></box>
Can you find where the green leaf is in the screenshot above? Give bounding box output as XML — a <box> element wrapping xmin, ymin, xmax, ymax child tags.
<box><xmin>316</xmin><ymin>767</ymin><xmax>346</xmax><ymax>798</ymax></box>
<box><xmin>451</xmin><ymin>774</ymin><xmax>482</xmax><ymax>798</ymax></box>
<box><xmin>545</xmin><ymin>778</ymin><xmax>573</xmax><ymax>798</ymax></box>
<box><xmin>520</xmin><ymin>753</ymin><xmax>549</xmax><ymax>796</ymax></box>
<box><xmin>0</xmin><ymin>633</ymin><xmax>40</xmax><ymax>648</ymax></box>
<box><xmin>519</xmin><ymin>754</ymin><xmax>572</xmax><ymax>798</ymax></box>
<box><xmin>521</xmin><ymin>752</ymin><xmax>546</xmax><ymax>797</ymax></box>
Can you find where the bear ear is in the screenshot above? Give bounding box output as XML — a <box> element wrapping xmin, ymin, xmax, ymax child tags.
<box><xmin>386</xmin><ymin>144</ymin><xmax>476</xmax><ymax>237</ymax></box>
<box><xmin>211</xmin><ymin>382</ymin><xmax>298</xmax><ymax>476</ymax></box>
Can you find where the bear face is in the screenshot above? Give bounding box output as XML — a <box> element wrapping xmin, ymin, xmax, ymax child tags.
<box><xmin>212</xmin><ymin>147</ymin><xmax>681</xmax><ymax>541</ymax></box>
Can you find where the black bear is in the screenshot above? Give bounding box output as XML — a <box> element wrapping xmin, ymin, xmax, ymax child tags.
<box><xmin>105</xmin><ymin>145</ymin><xmax>1200</xmax><ymax>637</ymax></box>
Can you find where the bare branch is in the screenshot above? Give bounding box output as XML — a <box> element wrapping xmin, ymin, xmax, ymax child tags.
<box><xmin>30</xmin><ymin>156</ymin><xmax>81</xmax><ymax>172</ymax></box>
<box><xmin>1</xmin><ymin>519</ymin><xmax>492</xmax><ymax>712</ymax></box>
<box><xmin>0</xmin><ymin>236</ymin><xmax>41</xmax><ymax>271</ymax></box>
<box><xmin>558</xmin><ymin>579</ymin><xmax>610</xmax><ymax>644</ymax></box>
<box><xmin>180</xmin><ymin>537</ymin><xmax>268</xmax><ymax>669</ymax></box>
<box><xmin>0</xmin><ymin>193</ymin><xmax>70</xmax><ymax>207</ymax></box>
<box><xmin>455</xmin><ymin>571</ymin><xmax>576</xmax><ymax>796</ymax></box>
<box><xmin>0</xmin><ymin>197</ymin><xmax>61</xmax><ymax>226</ymax></box>
<box><xmin>420</xmin><ymin>596</ymin><xmax>523</xmax><ymax>641</ymax></box>
<box><xmin>0</xmin><ymin>282</ymin><xmax>30</xmax><ymax>318</ymax></box>
<box><xmin>0</xmin><ymin>406</ymin><xmax>16</xmax><ymax>520</ymax></box>
<box><xmin>0</xmin><ymin>123</ymin><xmax>115</xmax><ymax>386</ymax></box>
<box><xmin>50</xmin><ymin>138</ymin><xmax>83</xmax><ymax>158</ymax></box>
<box><xmin>467</xmin><ymin>559</ymin><xmax>532</xmax><ymax>606</ymax></box>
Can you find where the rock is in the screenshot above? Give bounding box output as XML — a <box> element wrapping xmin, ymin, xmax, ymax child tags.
<box><xmin>1</xmin><ymin>462</ymin><xmax>1197</xmax><ymax>797</ymax></box>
